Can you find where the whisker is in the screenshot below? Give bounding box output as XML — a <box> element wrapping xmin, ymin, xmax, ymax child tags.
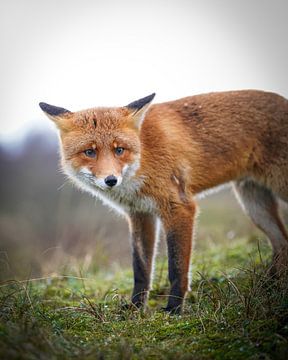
<box><xmin>57</xmin><ymin>180</ymin><xmax>69</xmax><ymax>191</ymax></box>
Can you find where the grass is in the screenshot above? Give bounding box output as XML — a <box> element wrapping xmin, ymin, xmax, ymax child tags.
<box><xmin>1</xmin><ymin>237</ymin><xmax>288</xmax><ymax>360</ymax></box>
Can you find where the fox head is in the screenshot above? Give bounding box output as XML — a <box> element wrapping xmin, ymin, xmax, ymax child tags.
<box><xmin>39</xmin><ymin>94</ymin><xmax>155</xmax><ymax>193</ymax></box>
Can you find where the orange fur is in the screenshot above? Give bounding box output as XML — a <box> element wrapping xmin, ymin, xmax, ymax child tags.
<box><xmin>40</xmin><ymin>90</ymin><xmax>288</xmax><ymax>313</ymax></box>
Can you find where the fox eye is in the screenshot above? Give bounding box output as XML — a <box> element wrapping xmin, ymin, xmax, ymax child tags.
<box><xmin>115</xmin><ymin>147</ymin><xmax>124</xmax><ymax>156</ymax></box>
<box><xmin>84</xmin><ymin>149</ymin><xmax>96</xmax><ymax>158</ymax></box>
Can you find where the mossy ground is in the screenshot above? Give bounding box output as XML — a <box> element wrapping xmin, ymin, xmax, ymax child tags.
<box><xmin>1</xmin><ymin>238</ymin><xmax>288</xmax><ymax>359</ymax></box>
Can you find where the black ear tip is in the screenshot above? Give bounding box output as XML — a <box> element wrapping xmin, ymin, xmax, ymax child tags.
<box><xmin>126</xmin><ymin>93</ymin><xmax>156</xmax><ymax>111</ymax></box>
<box><xmin>39</xmin><ymin>102</ymin><xmax>70</xmax><ymax>116</ymax></box>
<box><xmin>39</xmin><ymin>102</ymin><xmax>47</xmax><ymax>111</ymax></box>
<box><xmin>145</xmin><ymin>93</ymin><xmax>156</xmax><ymax>102</ymax></box>
<box><xmin>39</xmin><ymin>102</ymin><xmax>54</xmax><ymax>113</ymax></box>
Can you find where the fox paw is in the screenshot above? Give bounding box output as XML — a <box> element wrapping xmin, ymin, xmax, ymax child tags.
<box><xmin>161</xmin><ymin>305</ymin><xmax>182</xmax><ymax>315</ymax></box>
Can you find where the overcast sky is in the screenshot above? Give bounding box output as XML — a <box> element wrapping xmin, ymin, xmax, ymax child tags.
<box><xmin>0</xmin><ymin>0</ymin><xmax>288</xmax><ymax>141</ymax></box>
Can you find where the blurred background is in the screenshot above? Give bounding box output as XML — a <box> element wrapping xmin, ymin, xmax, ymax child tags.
<box><xmin>1</xmin><ymin>0</ymin><xmax>288</xmax><ymax>281</ymax></box>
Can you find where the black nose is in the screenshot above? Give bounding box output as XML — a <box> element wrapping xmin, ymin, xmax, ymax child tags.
<box><xmin>105</xmin><ymin>175</ymin><xmax>118</xmax><ymax>187</ymax></box>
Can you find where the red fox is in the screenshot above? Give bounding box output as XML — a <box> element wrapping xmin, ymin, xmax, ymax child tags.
<box><xmin>40</xmin><ymin>90</ymin><xmax>288</xmax><ymax>313</ymax></box>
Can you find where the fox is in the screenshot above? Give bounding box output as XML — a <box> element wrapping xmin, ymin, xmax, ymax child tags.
<box><xmin>39</xmin><ymin>89</ymin><xmax>288</xmax><ymax>313</ymax></box>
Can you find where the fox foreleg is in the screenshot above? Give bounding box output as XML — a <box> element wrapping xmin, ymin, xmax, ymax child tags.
<box><xmin>162</xmin><ymin>201</ymin><xmax>196</xmax><ymax>313</ymax></box>
<box><xmin>128</xmin><ymin>213</ymin><xmax>157</xmax><ymax>308</ymax></box>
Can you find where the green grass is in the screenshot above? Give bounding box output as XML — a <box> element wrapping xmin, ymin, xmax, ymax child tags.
<box><xmin>1</xmin><ymin>238</ymin><xmax>288</xmax><ymax>360</ymax></box>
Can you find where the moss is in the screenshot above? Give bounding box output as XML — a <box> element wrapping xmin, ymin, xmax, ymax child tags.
<box><xmin>0</xmin><ymin>238</ymin><xmax>287</xmax><ymax>359</ymax></box>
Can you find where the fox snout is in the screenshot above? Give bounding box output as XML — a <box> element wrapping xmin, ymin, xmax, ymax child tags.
<box><xmin>78</xmin><ymin>167</ymin><xmax>123</xmax><ymax>190</ymax></box>
<box><xmin>104</xmin><ymin>175</ymin><xmax>118</xmax><ymax>188</ymax></box>
<box><xmin>95</xmin><ymin>174</ymin><xmax>122</xmax><ymax>190</ymax></box>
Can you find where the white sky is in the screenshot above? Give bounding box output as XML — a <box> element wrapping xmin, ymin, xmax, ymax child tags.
<box><xmin>0</xmin><ymin>0</ymin><xmax>288</xmax><ymax>142</ymax></box>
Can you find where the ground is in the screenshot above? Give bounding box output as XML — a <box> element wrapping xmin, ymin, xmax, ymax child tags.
<box><xmin>1</xmin><ymin>236</ymin><xmax>288</xmax><ymax>360</ymax></box>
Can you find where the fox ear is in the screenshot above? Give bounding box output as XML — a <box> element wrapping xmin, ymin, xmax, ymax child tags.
<box><xmin>126</xmin><ymin>93</ymin><xmax>155</xmax><ymax>128</ymax></box>
<box><xmin>39</xmin><ymin>102</ymin><xmax>72</xmax><ymax>130</ymax></box>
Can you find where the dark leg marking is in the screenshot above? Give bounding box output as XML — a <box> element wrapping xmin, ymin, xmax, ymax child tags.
<box><xmin>164</xmin><ymin>230</ymin><xmax>186</xmax><ymax>313</ymax></box>
<box><xmin>130</xmin><ymin>214</ymin><xmax>156</xmax><ymax>308</ymax></box>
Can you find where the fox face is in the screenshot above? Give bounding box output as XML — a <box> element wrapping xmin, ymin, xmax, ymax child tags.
<box><xmin>40</xmin><ymin>94</ymin><xmax>155</xmax><ymax>195</ymax></box>
<box><xmin>61</xmin><ymin>108</ymin><xmax>142</xmax><ymax>192</ymax></box>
